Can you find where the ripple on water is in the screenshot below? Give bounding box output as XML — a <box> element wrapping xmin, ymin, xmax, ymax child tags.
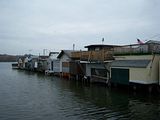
<box><xmin>1</xmin><ymin>63</ymin><xmax>160</xmax><ymax>120</ymax></box>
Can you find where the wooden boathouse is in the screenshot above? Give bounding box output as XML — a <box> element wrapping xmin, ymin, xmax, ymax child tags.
<box><xmin>57</xmin><ymin>50</ymin><xmax>78</xmax><ymax>78</ymax></box>
<box><xmin>71</xmin><ymin>44</ymin><xmax>116</xmax><ymax>83</ymax></box>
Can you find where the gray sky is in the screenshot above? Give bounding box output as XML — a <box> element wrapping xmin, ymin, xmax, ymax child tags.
<box><xmin>0</xmin><ymin>0</ymin><xmax>160</xmax><ymax>55</ymax></box>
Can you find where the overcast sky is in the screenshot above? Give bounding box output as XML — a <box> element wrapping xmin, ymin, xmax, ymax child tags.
<box><xmin>0</xmin><ymin>0</ymin><xmax>160</xmax><ymax>55</ymax></box>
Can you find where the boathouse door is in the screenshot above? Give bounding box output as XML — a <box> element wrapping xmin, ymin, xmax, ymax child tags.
<box><xmin>111</xmin><ymin>68</ymin><xmax>129</xmax><ymax>85</ymax></box>
<box><xmin>51</xmin><ymin>61</ymin><xmax>53</xmax><ymax>71</ymax></box>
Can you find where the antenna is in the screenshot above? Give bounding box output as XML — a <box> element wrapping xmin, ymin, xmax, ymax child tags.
<box><xmin>102</xmin><ymin>38</ymin><xmax>104</xmax><ymax>44</ymax></box>
<box><xmin>73</xmin><ymin>44</ymin><xmax>75</xmax><ymax>51</ymax></box>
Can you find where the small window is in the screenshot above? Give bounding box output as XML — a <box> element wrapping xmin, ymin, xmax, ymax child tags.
<box><xmin>95</xmin><ymin>47</ymin><xmax>100</xmax><ymax>51</ymax></box>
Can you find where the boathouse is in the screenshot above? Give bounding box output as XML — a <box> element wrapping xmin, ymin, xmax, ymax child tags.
<box><xmin>57</xmin><ymin>50</ymin><xmax>76</xmax><ymax>78</ymax></box>
<box><xmin>111</xmin><ymin>41</ymin><xmax>160</xmax><ymax>86</ymax></box>
<box><xmin>27</xmin><ymin>56</ymin><xmax>39</xmax><ymax>71</ymax></box>
<box><xmin>18</xmin><ymin>56</ymin><xmax>29</xmax><ymax>69</ymax></box>
<box><xmin>72</xmin><ymin>44</ymin><xmax>116</xmax><ymax>83</ymax></box>
<box><xmin>46</xmin><ymin>52</ymin><xmax>60</xmax><ymax>75</ymax></box>
<box><xmin>37</xmin><ymin>56</ymin><xmax>49</xmax><ymax>73</ymax></box>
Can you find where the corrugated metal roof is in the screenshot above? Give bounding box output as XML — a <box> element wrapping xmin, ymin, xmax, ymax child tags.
<box><xmin>111</xmin><ymin>60</ymin><xmax>151</xmax><ymax>68</ymax></box>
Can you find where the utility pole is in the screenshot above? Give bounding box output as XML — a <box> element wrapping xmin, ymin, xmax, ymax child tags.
<box><xmin>28</xmin><ymin>49</ymin><xmax>32</xmax><ymax>55</ymax></box>
<box><xmin>43</xmin><ymin>49</ymin><xmax>47</xmax><ymax>56</ymax></box>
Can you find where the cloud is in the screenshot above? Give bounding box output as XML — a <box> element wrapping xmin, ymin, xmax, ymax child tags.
<box><xmin>0</xmin><ymin>0</ymin><xmax>160</xmax><ymax>55</ymax></box>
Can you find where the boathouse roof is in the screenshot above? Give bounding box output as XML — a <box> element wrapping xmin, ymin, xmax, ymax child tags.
<box><xmin>49</xmin><ymin>52</ymin><xmax>59</xmax><ymax>56</ymax></box>
<box><xmin>57</xmin><ymin>50</ymin><xmax>75</xmax><ymax>59</ymax></box>
<box><xmin>39</xmin><ymin>56</ymin><xmax>49</xmax><ymax>60</ymax></box>
<box><xmin>146</xmin><ymin>40</ymin><xmax>160</xmax><ymax>44</ymax></box>
<box><xmin>111</xmin><ymin>60</ymin><xmax>151</xmax><ymax>68</ymax></box>
<box><xmin>84</xmin><ymin>44</ymin><xmax>120</xmax><ymax>48</ymax></box>
<box><xmin>84</xmin><ymin>44</ymin><xmax>120</xmax><ymax>51</ymax></box>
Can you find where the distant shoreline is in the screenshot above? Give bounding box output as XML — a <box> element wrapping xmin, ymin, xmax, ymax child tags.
<box><xmin>0</xmin><ymin>61</ymin><xmax>17</xmax><ymax>62</ymax></box>
<box><xmin>0</xmin><ymin>54</ymin><xmax>19</xmax><ymax>62</ymax></box>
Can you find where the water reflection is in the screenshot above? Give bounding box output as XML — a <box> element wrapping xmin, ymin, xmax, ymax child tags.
<box><xmin>56</xmin><ymin>79</ymin><xmax>160</xmax><ymax>120</ymax></box>
<box><xmin>0</xmin><ymin>63</ymin><xmax>160</xmax><ymax>120</ymax></box>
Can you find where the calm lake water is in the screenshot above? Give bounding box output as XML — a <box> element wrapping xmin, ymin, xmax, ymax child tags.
<box><xmin>0</xmin><ymin>62</ymin><xmax>160</xmax><ymax>120</ymax></box>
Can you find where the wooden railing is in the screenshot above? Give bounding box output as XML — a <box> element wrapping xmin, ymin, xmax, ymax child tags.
<box><xmin>71</xmin><ymin>50</ymin><xmax>114</xmax><ymax>61</ymax></box>
<box><xmin>72</xmin><ymin>43</ymin><xmax>160</xmax><ymax>60</ymax></box>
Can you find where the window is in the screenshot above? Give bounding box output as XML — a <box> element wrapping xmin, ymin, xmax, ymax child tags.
<box><xmin>91</xmin><ymin>68</ymin><xmax>107</xmax><ymax>77</ymax></box>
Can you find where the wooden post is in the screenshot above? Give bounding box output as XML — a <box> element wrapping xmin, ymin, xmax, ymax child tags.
<box><xmin>148</xmin><ymin>85</ymin><xmax>152</xmax><ymax>93</ymax></box>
